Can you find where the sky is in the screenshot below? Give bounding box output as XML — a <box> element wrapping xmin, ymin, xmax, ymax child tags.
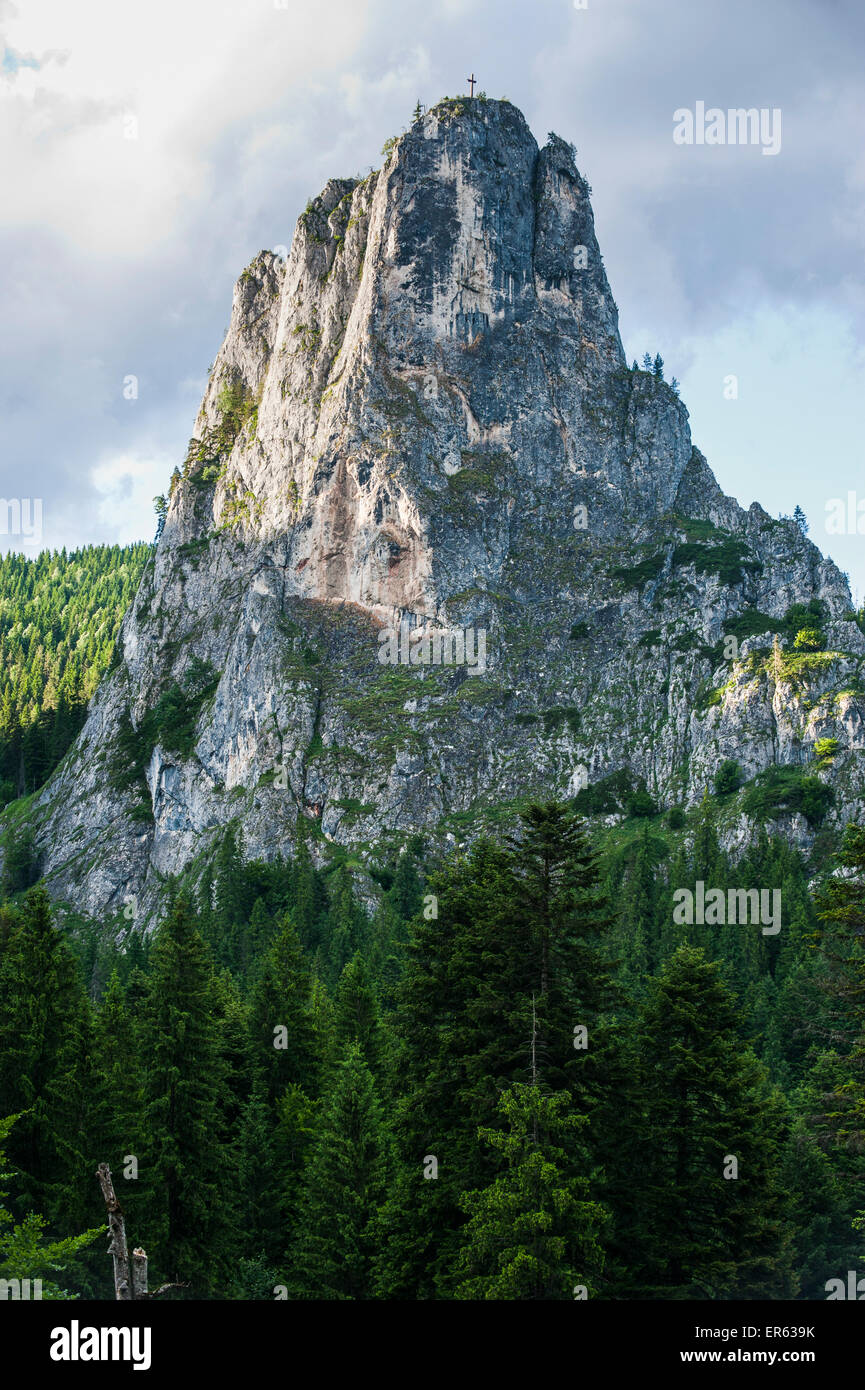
<box><xmin>1</xmin><ymin>0</ymin><xmax>864</xmax><ymax>596</ymax></box>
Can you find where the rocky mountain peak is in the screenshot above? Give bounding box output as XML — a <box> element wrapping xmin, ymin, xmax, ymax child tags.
<box><xmin>164</xmin><ymin>96</ymin><xmax>637</xmax><ymax>627</ymax></box>
<box><xmin>15</xmin><ymin>97</ymin><xmax>864</xmax><ymax>923</ymax></box>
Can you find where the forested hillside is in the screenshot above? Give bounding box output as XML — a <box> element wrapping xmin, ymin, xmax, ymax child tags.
<box><xmin>1</xmin><ymin>801</ymin><xmax>862</xmax><ymax>1300</ymax></box>
<box><xmin>0</xmin><ymin>544</ymin><xmax>150</xmax><ymax>805</ymax></box>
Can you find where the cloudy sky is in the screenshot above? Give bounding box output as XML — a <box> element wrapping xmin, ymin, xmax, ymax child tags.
<box><xmin>2</xmin><ymin>0</ymin><xmax>864</xmax><ymax>593</ymax></box>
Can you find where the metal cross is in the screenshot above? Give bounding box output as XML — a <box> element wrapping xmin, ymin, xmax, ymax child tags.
<box><xmin>467</xmin><ymin>73</ymin><xmax>477</xmax><ymax>97</ymax></box>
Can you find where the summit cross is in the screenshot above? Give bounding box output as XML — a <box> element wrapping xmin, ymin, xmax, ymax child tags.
<box><xmin>467</xmin><ymin>73</ymin><xmax>477</xmax><ymax>97</ymax></box>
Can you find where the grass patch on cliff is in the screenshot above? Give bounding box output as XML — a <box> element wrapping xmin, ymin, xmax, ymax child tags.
<box><xmin>612</xmin><ymin>552</ymin><xmax>666</xmax><ymax>589</ymax></box>
<box><xmin>571</xmin><ymin>767</ymin><xmax>657</xmax><ymax>818</ymax></box>
<box><xmin>541</xmin><ymin>706</ymin><xmax>580</xmax><ymax>736</ymax></box>
<box><xmin>722</xmin><ymin>608</ymin><xmax>781</xmax><ymax>644</ymax></box>
<box><xmin>670</xmin><ymin>515</ymin><xmax>718</xmax><ymax>542</ymax></box>
<box><xmin>184</xmin><ymin>378</ymin><xmax>260</xmax><ymax>477</ymax></box>
<box><xmin>340</xmin><ymin>668</ymin><xmax>426</xmax><ymax>733</ymax></box>
<box><xmin>444</xmin><ymin>451</ymin><xmax>513</xmax><ymax>510</ymax></box>
<box><xmin>694</xmin><ymin>677</ymin><xmax>733</xmax><ymax>713</ymax></box>
<box><xmin>111</xmin><ymin>657</ymin><xmax>220</xmax><ymax>806</ymax></box>
<box><xmin>671</xmin><ymin>539</ymin><xmax>760</xmax><ymax>586</ymax></box>
<box><xmin>742</xmin><ymin>764</ymin><xmax>834</xmax><ymax>827</ymax></box>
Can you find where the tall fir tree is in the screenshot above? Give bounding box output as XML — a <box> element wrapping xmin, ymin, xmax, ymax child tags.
<box><xmin>334</xmin><ymin>952</ymin><xmax>383</xmax><ymax>1074</ymax></box>
<box><xmin>289</xmin><ymin>1044</ymin><xmax>386</xmax><ymax>1299</ymax></box>
<box><xmin>140</xmin><ymin>894</ymin><xmax>233</xmax><ymax>1294</ymax></box>
<box><xmin>376</xmin><ymin>805</ymin><xmax>614</xmax><ymax>1299</ymax></box>
<box><xmin>619</xmin><ymin>946</ymin><xmax>795</xmax><ymax>1298</ymax></box>
<box><xmin>248</xmin><ymin>915</ymin><xmax>318</xmax><ymax>1105</ymax></box>
<box><xmin>454</xmin><ymin>1083</ymin><xmax>607</xmax><ymax>1300</ymax></box>
<box><xmin>0</xmin><ymin>887</ymin><xmax>95</xmax><ymax>1229</ymax></box>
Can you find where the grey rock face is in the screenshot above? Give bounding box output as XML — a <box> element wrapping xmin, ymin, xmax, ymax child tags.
<box><xmin>25</xmin><ymin>97</ymin><xmax>865</xmax><ymax>921</ymax></box>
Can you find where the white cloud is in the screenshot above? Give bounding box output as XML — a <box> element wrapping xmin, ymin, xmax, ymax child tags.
<box><xmin>0</xmin><ymin>0</ymin><xmax>369</xmax><ymax>256</ymax></box>
<box><xmin>87</xmin><ymin>449</ymin><xmax>174</xmax><ymax>543</ymax></box>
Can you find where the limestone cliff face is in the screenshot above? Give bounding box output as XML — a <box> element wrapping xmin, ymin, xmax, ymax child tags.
<box><xmin>23</xmin><ymin>97</ymin><xmax>865</xmax><ymax>920</ymax></box>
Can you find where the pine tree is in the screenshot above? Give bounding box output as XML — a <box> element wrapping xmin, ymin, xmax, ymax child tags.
<box><xmin>621</xmin><ymin>946</ymin><xmax>796</xmax><ymax>1297</ymax></box>
<box><xmin>376</xmin><ymin>805</ymin><xmax>614</xmax><ymax>1299</ymax></box>
<box><xmin>248</xmin><ymin>915</ymin><xmax>318</xmax><ymax>1105</ymax></box>
<box><xmin>139</xmin><ymin>894</ymin><xmax>232</xmax><ymax>1294</ymax></box>
<box><xmin>292</xmin><ymin>819</ymin><xmax>327</xmax><ymax>952</ymax></box>
<box><xmin>614</xmin><ymin>825</ymin><xmax>660</xmax><ymax>990</ymax></box>
<box><xmin>806</xmin><ymin>824</ymin><xmax>865</xmax><ymax>1215</ymax></box>
<box><xmin>373</xmin><ymin>837</ymin><xmax>518</xmax><ymax>1298</ymax></box>
<box><xmin>92</xmin><ymin>971</ymin><xmax>145</xmax><ymax>1228</ymax></box>
<box><xmin>1</xmin><ymin>823</ymin><xmax>39</xmax><ymax>896</ymax></box>
<box><xmin>0</xmin><ymin>1115</ymin><xmax>101</xmax><ymax>1300</ymax></box>
<box><xmin>388</xmin><ymin>844</ymin><xmax>424</xmax><ymax>920</ymax></box>
<box><xmin>212</xmin><ymin>828</ymin><xmax>252</xmax><ymax>968</ymax></box>
<box><xmin>236</xmin><ymin>1091</ymin><xmax>284</xmax><ymax>1270</ymax></box>
<box><xmin>334</xmin><ymin>953</ymin><xmax>382</xmax><ymax>1073</ymax></box>
<box><xmin>153</xmin><ymin>494</ymin><xmax>168</xmax><ymax>541</ymax></box>
<box><xmin>504</xmin><ymin>802</ymin><xmax>613</xmax><ymax>1101</ymax></box>
<box><xmin>211</xmin><ymin>967</ymin><xmax>253</xmax><ymax>1135</ymax></box>
<box><xmin>308</xmin><ymin>971</ymin><xmax>338</xmax><ymax>1078</ymax></box>
<box><xmin>274</xmin><ymin>1081</ymin><xmax>317</xmax><ymax>1249</ymax></box>
<box><xmin>454</xmin><ymin>1083</ymin><xmax>607</xmax><ymax>1299</ymax></box>
<box><xmin>0</xmin><ymin>887</ymin><xmax>94</xmax><ymax>1227</ymax></box>
<box><xmin>325</xmin><ymin>865</ymin><xmax>366</xmax><ymax>985</ymax></box>
<box><xmin>691</xmin><ymin>791</ymin><xmax>725</xmax><ymax>884</ymax></box>
<box><xmin>246</xmin><ymin>896</ymin><xmax>272</xmax><ymax>967</ymax></box>
<box><xmin>780</xmin><ymin>1115</ymin><xmax>851</xmax><ymax>1298</ymax></box>
<box><xmin>290</xmin><ymin>1045</ymin><xmax>386</xmax><ymax>1299</ymax></box>
<box><xmin>367</xmin><ymin>892</ymin><xmax>407</xmax><ymax>1010</ymax></box>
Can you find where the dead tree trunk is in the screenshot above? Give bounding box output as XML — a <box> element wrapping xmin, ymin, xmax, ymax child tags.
<box><xmin>131</xmin><ymin>1247</ymin><xmax>148</xmax><ymax>1300</ymax></box>
<box><xmin>97</xmin><ymin>1163</ymin><xmax>188</xmax><ymax>1300</ymax></box>
<box><xmin>96</xmin><ymin>1163</ymin><xmax>132</xmax><ymax>1300</ymax></box>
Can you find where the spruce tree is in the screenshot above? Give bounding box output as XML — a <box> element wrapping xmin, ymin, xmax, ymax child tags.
<box><xmin>373</xmin><ymin>837</ymin><xmax>517</xmax><ymax>1298</ymax></box>
<box><xmin>0</xmin><ymin>886</ymin><xmax>94</xmax><ymax>1227</ymax></box>
<box><xmin>334</xmin><ymin>953</ymin><xmax>382</xmax><ymax>1073</ymax></box>
<box><xmin>376</xmin><ymin>805</ymin><xmax>613</xmax><ymax>1299</ymax></box>
<box><xmin>779</xmin><ymin>1115</ymin><xmax>851</xmax><ymax>1298</ymax></box>
<box><xmin>454</xmin><ymin>1083</ymin><xmax>607</xmax><ymax>1299</ymax></box>
<box><xmin>0</xmin><ymin>1115</ymin><xmax>101</xmax><ymax>1300</ymax></box>
<box><xmin>292</xmin><ymin>819</ymin><xmax>327</xmax><ymax>952</ymax></box>
<box><xmin>290</xmin><ymin>1044</ymin><xmax>386</xmax><ymax>1299</ymax></box>
<box><xmin>93</xmin><ymin>970</ymin><xmax>144</xmax><ymax>1165</ymax></box>
<box><xmin>621</xmin><ymin>946</ymin><xmax>795</xmax><ymax>1297</ymax></box>
<box><xmin>806</xmin><ymin>824</ymin><xmax>865</xmax><ymax>1219</ymax></box>
<box><xmin>140</xmin><ymin>894</ymin><xmax>232</xmax><ymax>1294</ymax></box>
<box><xmin>325</xmin><ymin>865</ymin><xmax>366</xmax><ymax>986</ymax></box>
<box><xmin>248</xmin><ymin>915</ymin><xmax>318</xmax><ymax>1105</ymax></box>
<box><xmin>212</xmin><ymin>828</ymin><xmax>251</xmax><ymax>969</ymax></box>
<box><xmin>614</xmin><ymin>825</ymin><xmax>661</xmax><ymax>991</ymax></box>
<box><xmin>504</xmin><ymin>802</ymin><xmax>613</xmax><ymax>1102</ymax></box>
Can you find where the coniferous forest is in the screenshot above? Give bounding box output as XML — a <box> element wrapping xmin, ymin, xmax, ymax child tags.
<box><xmin>0</xmin><ymin>545</ymin><xmax>150</xmax><ymax>807</ymax></box>
<box><xmin>2</xmin><ymin>775</ymin><xmax>864</xmax><ymax>1300</ymax></box>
